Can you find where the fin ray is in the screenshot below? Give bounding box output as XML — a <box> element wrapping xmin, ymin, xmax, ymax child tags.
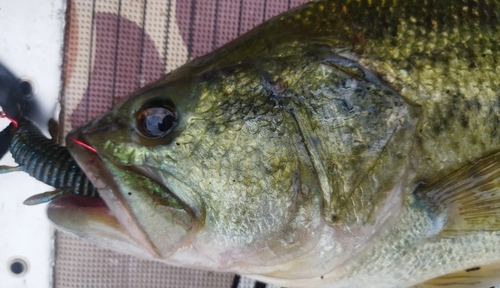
<box><xmin>417</xmin><ymin>152</ymin><xmax>500</xmax><ymax>234</ymax></box>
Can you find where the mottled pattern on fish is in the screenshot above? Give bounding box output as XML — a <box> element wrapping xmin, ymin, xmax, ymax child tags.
<box><xmin>122</xmin><ymin>0</ymin><xmax>500</xmax><ymax>227</ymax></box>
<box><xmin>47</xmin><ymin>1</ymin><xmax>500</xmax><ymax>287</ymax></box>
<box><xmin>346</xmin><ymin>0</ymin><xmax>500</xmax><ymax>179</ymax></box>
<box><xmin>228</xmin><ymin>0</ymin><xmax>500</xmax><ymax>225</ymax></box>
<box><xmin>9</xmin><ymin>117</ymin><xmax>98</xmax><ymax>198</ymax></box>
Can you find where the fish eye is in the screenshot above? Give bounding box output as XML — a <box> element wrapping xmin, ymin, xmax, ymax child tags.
<box><xmin>136</xmin><ymin>100</ymin><xmax>177</xmax><ymax>139</ymax></box>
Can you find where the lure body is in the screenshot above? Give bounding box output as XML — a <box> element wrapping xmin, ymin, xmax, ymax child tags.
<box><xmin>1</xmin><ymin>116</ymin><xmax>98</xmax><ymax>204</ymax></box>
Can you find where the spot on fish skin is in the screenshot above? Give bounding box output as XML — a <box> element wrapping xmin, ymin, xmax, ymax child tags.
<box><xmin>473</xmin><ymin>98</ymin><xmax>481</xmax><ymax>110</ymax></box>
<box><xmin>328</xmin><ymin>213</ymin><xmax>338</xmax><ymax>223</ymax></box>
<box><xmin>340</xmin><ymin>98</ymin><xmax>351</xmax><ymax>112</ymax></box>
<box><xmin>469</xmin><ymin>61</ymin><xmax>478</xmax><ymax>69</ymax></box>
<box><xmin>460</xmin><ymin>115</ymin><xmax>469</xmax><ymax>128</ymax></box>
<box><xmin>465</xmin><ymin>266</ymin><xmax>481</xmax><ymax>272</ymax></box>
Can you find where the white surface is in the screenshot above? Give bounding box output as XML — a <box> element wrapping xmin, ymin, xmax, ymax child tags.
<box><xmin>0</xmin><ymin>1</ymin><xmax>65</xmax><ymax>288</ymax></box>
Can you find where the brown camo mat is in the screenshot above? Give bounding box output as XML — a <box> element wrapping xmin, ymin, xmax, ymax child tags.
<box><xmin>56</xmin><ymin>0</ymin><xmax>308</xmax><ymax>287</ymax></box>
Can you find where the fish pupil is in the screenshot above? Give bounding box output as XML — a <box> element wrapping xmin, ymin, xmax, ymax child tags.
<box><xmin>145</xmin><ymin>110</ymin><xmax>175</xmax><ymax>135</ymax></box>
<box><xmin>137</xmin><ymin>102</ymin><xmax>177</xmax><ymax>139</ymax></box>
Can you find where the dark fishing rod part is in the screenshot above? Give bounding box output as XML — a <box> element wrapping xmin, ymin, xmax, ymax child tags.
<box><xmin>0</xmin><ymin>61</ymin><xmax>43</xmax><ymax>125</ymax></box>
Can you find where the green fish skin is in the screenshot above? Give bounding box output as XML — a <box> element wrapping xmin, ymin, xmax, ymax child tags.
<box><xmin>47</xmin><ymin>0</ymin><xmax>500</xmax><ymax>287</ymax></box>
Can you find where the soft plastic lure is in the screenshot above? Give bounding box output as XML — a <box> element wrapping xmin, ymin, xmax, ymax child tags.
<box><xmin>0</xmin><ymin>114</ymin><xmax>99</xmax><ymax>205</ymax></box>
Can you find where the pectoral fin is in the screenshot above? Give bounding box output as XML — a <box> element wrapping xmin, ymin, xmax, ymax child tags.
<box><xmin>412</xmin><ymin>262</ymin><xmax>500</xmax><ymax>288</ymax></box>
<box><xmin>417</xmin><ymin>152</ymin><xmax>500</xmax><ymax>235</ymax></box>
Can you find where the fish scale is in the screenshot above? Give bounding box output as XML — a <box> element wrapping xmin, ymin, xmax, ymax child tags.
<box><xmin>352</xmin><ymin>0</ymin><xmax>500</xmax><ymax>183</ymax></box>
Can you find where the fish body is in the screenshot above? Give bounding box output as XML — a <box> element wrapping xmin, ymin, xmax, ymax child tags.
<box><xmin>46</xmin><ymin>0</ymin><xmax>500</xmax><ymax>287</ymax></box>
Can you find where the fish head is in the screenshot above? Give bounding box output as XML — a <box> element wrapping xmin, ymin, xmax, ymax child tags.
<box><xmin>47</xmin><ymin>18</ymin><xmax>421</xmax><ymax>278</ymax></box>
<box><xmin>51</xmin><ymin>59</ymin><xmax>329</xmax><ymax>271</ymax></box>
<box><xmin>48</xmin><ymin>42</ymin><xmax>421</xmax><ymax>277</ymax></box>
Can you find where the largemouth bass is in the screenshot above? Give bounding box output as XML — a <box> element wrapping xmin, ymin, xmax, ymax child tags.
<box><xmin>48</xmin><ymin>0</ymin><xmax>500</xmax><ymax>287</ymax></box>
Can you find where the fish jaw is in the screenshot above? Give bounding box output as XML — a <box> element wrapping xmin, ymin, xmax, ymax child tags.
<box><xmin>47</xmin><ymin>195</ymin><xmax>156</xmax><ymax>259</ymax></box>
<box><xmin>57</xmin><ymin>119</ymin><xmax>329</xmax><ymax>273</ymax></box>
<box><xmin>49</xmin><ymin>131</ymin><xmax>161</xmax><ymax>258</ymax></box>
<box><xmin>48</xmin><ymin>124</ymin><xmax>194</xmax><ymax>261</ymax></box>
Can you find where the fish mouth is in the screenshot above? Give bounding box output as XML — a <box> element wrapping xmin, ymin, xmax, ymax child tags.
<box><xmin>47</xmin><ymin>128</ymin><xmax>162</xmax><ymax>258</ymax></box>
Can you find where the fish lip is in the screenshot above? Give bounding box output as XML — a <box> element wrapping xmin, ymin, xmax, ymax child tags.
<box><xmin>59</xmin><ymin>128</ymin><xmax>162</xmax><ymax>258</ymax></box>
